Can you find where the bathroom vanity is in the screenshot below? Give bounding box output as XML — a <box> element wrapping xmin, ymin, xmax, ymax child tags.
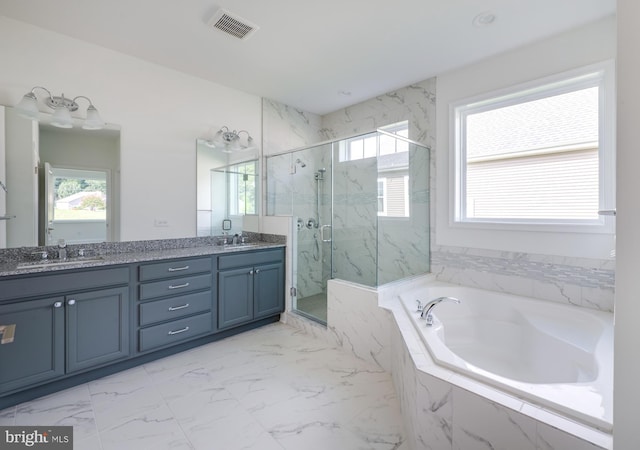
<box><xmin>0</xmin><ymin>240</ymin><xmax>285</xmax><ymax>409</ymax></box>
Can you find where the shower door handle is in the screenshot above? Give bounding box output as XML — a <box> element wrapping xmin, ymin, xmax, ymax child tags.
<box><xmin>320</xmin><ymin>225</ymin><xmax>332</xmax><ymax>242</ymax></box>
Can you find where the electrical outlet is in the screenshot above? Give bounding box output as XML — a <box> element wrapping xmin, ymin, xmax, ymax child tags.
<box><xmin>154</xmin><ymin>218</ymin><xmax>169</xmax><ymax>227</ymax></box>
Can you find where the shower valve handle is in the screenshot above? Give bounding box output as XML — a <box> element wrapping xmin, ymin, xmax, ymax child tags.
<box><xmin>320</xmin><ymin>224</ymin><xmax>332</xmax><ymax>242</ymax></box>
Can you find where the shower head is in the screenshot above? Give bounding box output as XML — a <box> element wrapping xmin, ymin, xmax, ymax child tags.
<box><xmin>295</xmin><ymin>158</ymin><xmax>306</xmax><ymax>168</ymax></box>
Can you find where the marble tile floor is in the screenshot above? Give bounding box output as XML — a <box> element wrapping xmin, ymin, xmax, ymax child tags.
<box><xmin>296</xmin><ymin>293</ymin><xmax>328</xmax><ymax>323</ymax></box>
<box><xmin>0</xmin><ymin>323</ymin><xmax>406</xmax><ymax>450</ymax></box>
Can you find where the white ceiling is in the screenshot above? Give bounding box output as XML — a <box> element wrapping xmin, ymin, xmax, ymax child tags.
<box><xmin>0</xmin><ymin>0</ymin><xmax>616</xmax><ymax>115</ymax></box>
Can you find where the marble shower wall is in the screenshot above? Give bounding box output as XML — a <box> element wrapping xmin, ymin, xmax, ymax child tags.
<box><xmin>263</xmin><ymin>98</ymin><xmax>323</xmax><ymax>217</ymax></box>
<box><xmin>321</xmin><ymin>80</ymin><xmax>436</xmax><ymax>287</ymax></box>
<box><xmin>332</xmin><ymin>155</ymin><xmax>378</xmax><ymax>286</ymax></box>
<box><xmin>320</xmin><ymin>78</ymin><xmax>437</xmax><ymax>148</ymax></box>
<box><xmin>265</xmin><ymin>152</ymin><xmax>293</xmax><ymax>216</ymax></box>
<box><xmin>377</xmin><ymin>143</ymin><xmax>430</xmax><ymax>285</ymax></box>
<box><xmin>262</xmin><ymin>98</ymin><xmax>323</xmax><ymax>156</ymax></box>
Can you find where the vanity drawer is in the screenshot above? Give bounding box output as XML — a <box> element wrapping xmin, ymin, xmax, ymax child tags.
<box><xmin>138</xmin><ymin>257</ymin><xmax>212</xmax><ymax>282</ymax></box>
<box><xmin>139</xmin><ymin>290</ymin><xmax>212</xmax><ymax>326</ymax></box>
<box><xmin>218</xmin><ymin>249</ymin><xmax>284</xmax><ymax>270</ymax></box>
<box><xmin>138</xmin><ymin>312</ymin><xmax>213</xmax><ymax>352</ymax></box>
<box><xmin>0</xmin><ymin>267</ymin><xmax>130</xmax><ymax>302</ymax></box>
<box><xmin>139</xmin><ymin>274</ymin><xmax>212</xmax><ymax>300</ymax></box>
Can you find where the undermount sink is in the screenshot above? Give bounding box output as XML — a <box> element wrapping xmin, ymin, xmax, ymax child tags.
<box><xmin>16</xmin><ymin>257</ymin><xmax>105</xmax><ymax>270</ymax></box>
<box><xmin>223</xmin><ymin>243</ymin><xmax>261</xmax><ymax>249</ymax></box>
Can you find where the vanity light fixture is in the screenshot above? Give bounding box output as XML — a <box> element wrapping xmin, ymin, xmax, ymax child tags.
<box><xmin>15</xmin><ymin>86</ymin><xmax>105</xmax><ymax>130</ymax></box>
<box><xmin>205</xmin><ymin>126</ymin><xmax>257</xmax><ymax>153</ymax></box>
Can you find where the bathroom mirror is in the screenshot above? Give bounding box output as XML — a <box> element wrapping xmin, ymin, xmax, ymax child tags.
<box><xmin>196</xmin><ymin>138</ymin><xmax>259</xmax><ymax>237</ymax></box>
<box><xmin>0</xmin><ymin>105</ymin><xmax>120</xmax><ymax>249</ymax></box>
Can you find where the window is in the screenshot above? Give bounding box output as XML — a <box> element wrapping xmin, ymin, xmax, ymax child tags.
<box><xmin>377</xmin><ymin>179</ymin><xmax>387</xmax><ymax>215</ymax></box>
<box><xmin>339</xmin><ymin>121</ymin><xmax>409</xmax><ymax>162</ymax></box>
<box><xmin>228</xmin><ymin>160</ymin><xmax>257</xmax><ymax>215</ymax></box>
<box><xmin>51</xmin><ymin>168</ymin><xmax>108</xmax><ymax>221</ymax></box>
<box><xmin>379</xmin><ymin>122</ymin><xmax>409</xmax><ymax>156</ymax></box>
<box><xmin>377</xmin><ymin>122</ymin><xmax>411</xmax><ymax>218</ymax></box>
<box><xmin>340</xmin><ymin>134</ymin><xmax>377</xmax><ymax>161</ymax></box>
<box><xmin>453</xmin><ymin>62</ymin><xmax>615</xmax><ymax>230</ymax></box>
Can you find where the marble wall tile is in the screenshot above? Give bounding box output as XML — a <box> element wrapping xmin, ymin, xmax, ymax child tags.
<box><xmin>536</xmin><ymin>422</ymin><xmax>604</xmax><ymax>450</ymax></box>
<box><xmin>378</xmin><ymin>145</ymin><xmax>431</xmax><ymax>285</ymax></box>
<box><xmin>327</xmin><ymin>280</ymin><xmax>391</xmax><ymax>371</ymax></box>
<box><xmin>262</xmin><ymin>98</ymin><xmax>323</xmax><ymax>157</ymax></box>
<box><xmin>332</xmin><ymin>157</ymin><xmax>378</xmax><ymax>286</ymax></box>
<box><xmin>321</xmin><ymin>79</ymin><xmax>437</xmax><ymax>148</ymax></box>
<box><xmin>452</xmin><ymin>387</ymin><xmax>537</xmax><ymax>450</ymax></box>
<box><xmin>431</xmin><ymin>247</ymin><xmax>615</xmax><ymax>312</ymax></box>
<box><xmin>414</xmin><ymin>371</ymin><xmax>453</xmax><ymax>450</ymax></box>
<box><xmin>390</xmin><ymin>323</ymin><xmax>418</xmax><ymax>450</ymax></box>
<box><xmin>266</xmin><ymin>152</ymin><xmax>294</xmax><ymax>216</ymax></box>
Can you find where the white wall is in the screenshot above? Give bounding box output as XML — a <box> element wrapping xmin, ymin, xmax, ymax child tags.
<box><xmin>435</xmin><ymin>17</ymin><xmax>616</xmax><ymax>259</ymax></box>
<box><xmin>614</xmin><ymin>0</ymin><xmax>640</xmax><ymax>447</ymax></box>
<box><xmin>0</xmin><ymin>107</ymin><xmax>5</xmax><ymax>247</ymax></box>
<box><xmin>0</xmin><ymin>16</ymin><xmax>262</xmax><ymax>242</ymax></box>
<box><xmin>4</xmin><ymin>106</ymin><xmax>38</xmax><ymax>247</ymax></box>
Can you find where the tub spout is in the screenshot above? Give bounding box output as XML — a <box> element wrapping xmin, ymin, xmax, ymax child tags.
<box><xmin>421</xmin><ymin>296</ymin><xmax>460</xmax><ymax>326</ymax></box>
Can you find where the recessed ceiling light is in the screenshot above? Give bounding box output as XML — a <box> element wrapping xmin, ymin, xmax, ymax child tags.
<box><xmin>472</xmin><ymin>11</ymin><xmax>496</xmax><ymax>27</ymax></box>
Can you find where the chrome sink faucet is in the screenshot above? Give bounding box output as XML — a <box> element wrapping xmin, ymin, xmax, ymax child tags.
<box><xmin>57</xmin><ymin>239</ymin><xmax>67</xmax><ymax>260</ymax></box>
<box><xmin>421</xmin><ymin>296</ymin><xmax>461</xmax><ymax>326</ymax></box>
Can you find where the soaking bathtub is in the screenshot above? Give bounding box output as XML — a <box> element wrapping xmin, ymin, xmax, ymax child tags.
<box><xmin>401</xmin><ymin>283</ymin><xmax>613</xmax><ymax>432</ymax></box>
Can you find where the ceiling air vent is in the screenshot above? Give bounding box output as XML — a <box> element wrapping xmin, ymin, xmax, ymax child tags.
<box><xmin>207</xmin><ymin>9</ymin><xmax>259</xmax><ymax>40</ymax></box>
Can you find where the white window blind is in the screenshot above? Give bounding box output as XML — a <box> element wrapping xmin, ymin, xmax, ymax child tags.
<box><xmin>454</xmin><ymin>66</ymin><xmax>613</xmax><ymax>226</ymax></box>
<box><xmin>467</xmin><ymin>148</ymin><xmax>598</xmax><ymax>220</ymax></box>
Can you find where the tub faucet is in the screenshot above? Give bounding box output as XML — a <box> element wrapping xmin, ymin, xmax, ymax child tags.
<box><xmin>421</xmin><ymin>296</ymin><xmax>460</xmax><ymax>326</ymax></box>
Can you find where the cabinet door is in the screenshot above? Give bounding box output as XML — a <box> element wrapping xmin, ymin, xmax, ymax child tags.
<box><xmin>0</xmin><ymin>297</ymin><xmax>65</xmax><ymax>394</ymax></box>
<box><xmin>66</xmin><ymin>286</ymin><xmax>130</xmax><ymax>373</ymax></box>
<box><xmin>254</xmin><ymin>262</ymin><xmax>285</xmax><ymax>319</ymax></box>
<box><xmin>218</xmin><ymin>267</ymin><xmax>253</xmax><ymax>329</ymax></box>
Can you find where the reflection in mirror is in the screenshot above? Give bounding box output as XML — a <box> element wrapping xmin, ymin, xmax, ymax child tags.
<box><xmin>0</xmin><ymin>105</ymin><xmax>120</xmax><ymax>249</ymax></box>
<box><xmin>42</xmin><ymin>165</ymin><xmax>110</xmax><ymax>245</ymax></box>
<box><xmin>196</xmin><ymin>139</ymin><xmax>259</xmax><ymax>237</ymax></box>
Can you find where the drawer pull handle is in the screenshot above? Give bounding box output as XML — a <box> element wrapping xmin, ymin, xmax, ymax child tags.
<box><xmin>168</xmin><ymin>326</ymin><xmax>190</xmax><ymax>335</ymax></box>
<box><xmin>255</xmin><ymin>269</ymin><xmax>260</xmax><ymax>274</ymax></box>
<box><xmin>249</xmin><ymin>269</ymin><xmax>254</xmax><ymax>275</ymax></box>
<box><xmin>168</xmin><ymin>265</ymin><xmax>190</xmax><ymax>272</ymax></box>
<box><xmin>168</xmin><ymin>282</ymin><xmax>190</xmax><ymax>290</ymax></box>
<box><xmin>68</xmin><ymin>299</ymin><xmax>76</xmax><ymax>306</ymax></box>
<box><xmin>53</xmin><ymin>301</ymin><xmax>63</xmax><ymax>308</ymax></box>
<box><xmin>168</xmin><ymin>303</ymin><xmax>190</xmax><ymax>311</ymax></box>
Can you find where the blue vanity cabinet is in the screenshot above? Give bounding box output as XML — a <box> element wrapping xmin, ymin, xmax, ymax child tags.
<box><xmin>0</xmin><ymin>266</ymin><xmax>131</xmax><ymax>397</ymax></box>
<box><xmin>0</xmin><ymin>245</ymin><xmax>284</xmax><ymax>408</ymax></box>
<box><xmin>0</xmin><ymin>297</ymin><xmax>65</xmax><ymax>394</ymax></box>
<box><xmin>218</xmin><ymin>248</ymin><xmax>285</xmax><ymax>330</ymax></box>
<box><xmin>66</xmin><ymin>286</ymin><xmax>130</xmax><ymax>373</ymax></box>
<box><xmin>218</xmin><ymin>266</ymin><xmax>254</xmax><ymax>329</ymax></box>
<box><xmin>137</xmin><ymin>256</ymin><xmax>216</xmax><ymax>352</ymax></box>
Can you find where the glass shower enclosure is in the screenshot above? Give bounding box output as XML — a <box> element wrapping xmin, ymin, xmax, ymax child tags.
<box><xmin>266</xmin><ymin>129</ymin><xmax>430</xmax><ymax>324</ymax></box>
